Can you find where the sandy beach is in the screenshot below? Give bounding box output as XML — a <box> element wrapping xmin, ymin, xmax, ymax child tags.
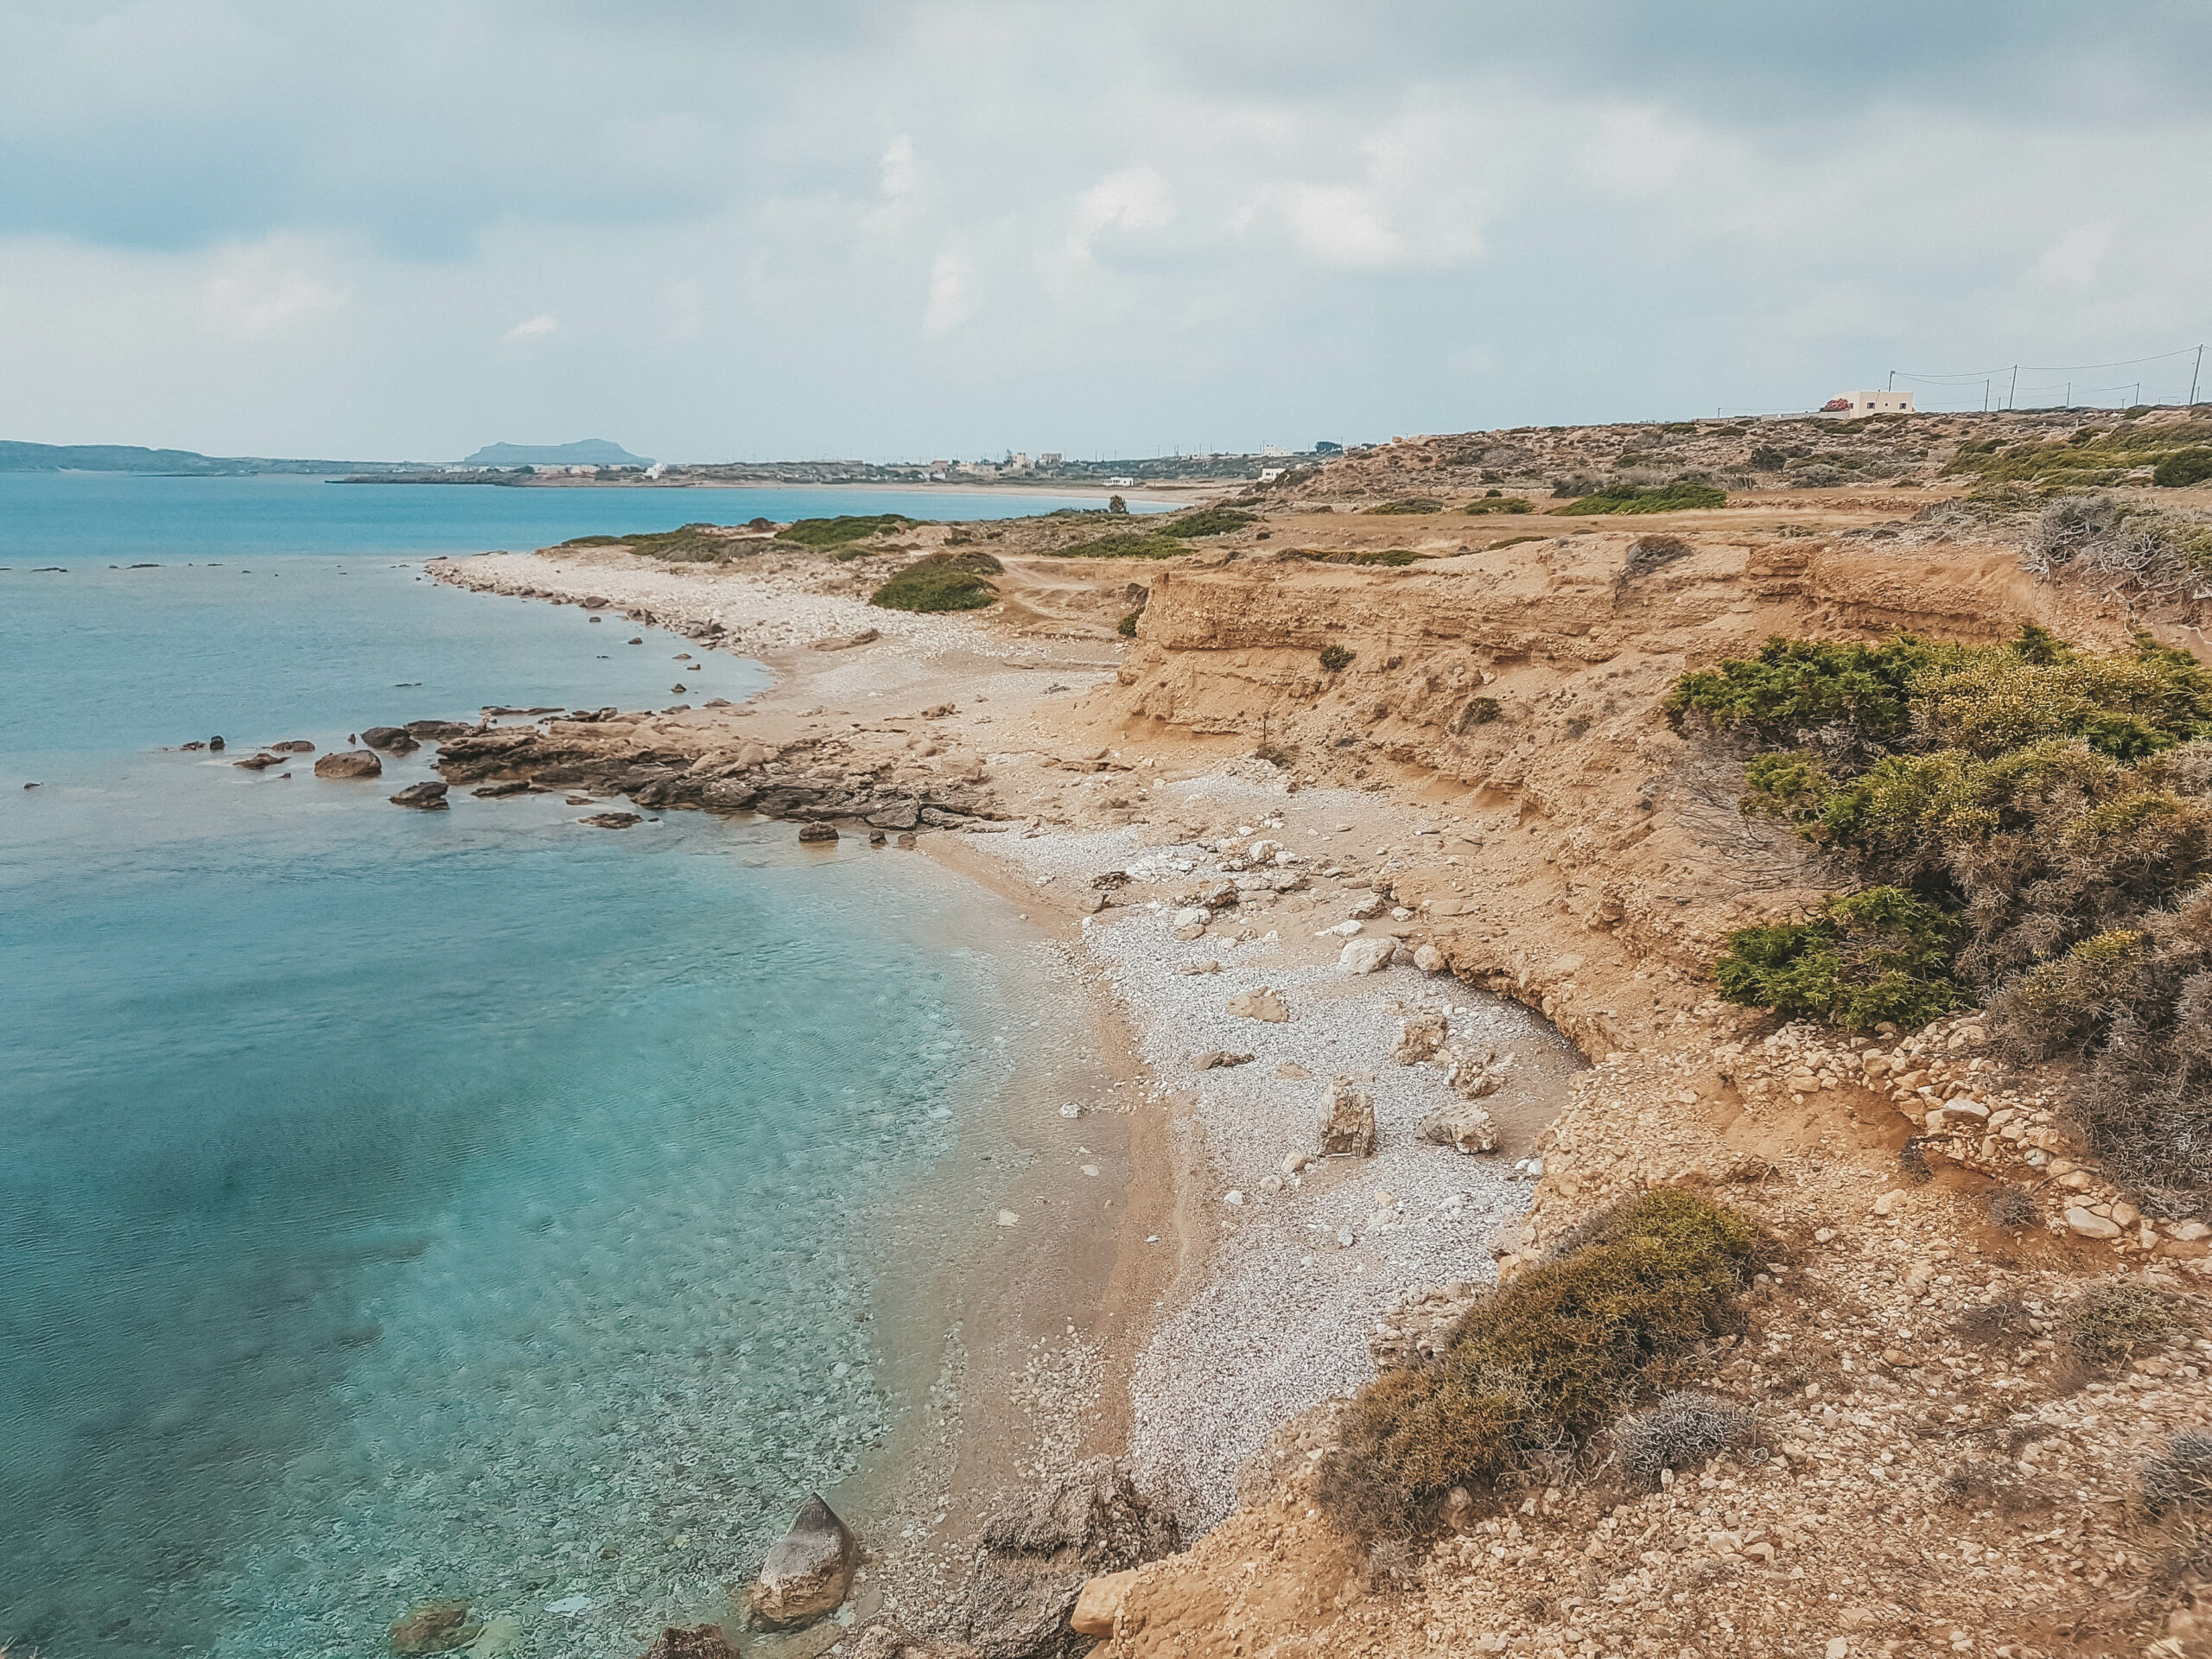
<box><xmin>425</xmin><ymin>531</ymin><xmax>1588</xmax><ymax>1638</ymax></box>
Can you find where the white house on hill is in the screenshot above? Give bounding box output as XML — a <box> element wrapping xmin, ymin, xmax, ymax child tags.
<box><xmin>1823</xmin><ymin>390</ymin><xmax>1917</xmax><ymax>415</ymax></box>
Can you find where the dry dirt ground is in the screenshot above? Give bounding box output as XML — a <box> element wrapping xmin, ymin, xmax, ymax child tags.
<box><xmin>429</xmin><ymin>423</ymin><xmax>2212</xmax><ymax>1659</ymax></box>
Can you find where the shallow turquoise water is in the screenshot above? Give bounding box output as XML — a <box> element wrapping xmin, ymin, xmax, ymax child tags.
<box><xmin>0</xmin><ymin>477</ymin><xmax>1085</xmax><ymax>1656</ymax></box>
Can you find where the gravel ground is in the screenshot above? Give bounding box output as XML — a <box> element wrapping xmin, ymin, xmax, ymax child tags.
<box><xmin>978</xmin><ymin>775</ymin><xmax>1584</xmax><ymax>1527</ymax></box>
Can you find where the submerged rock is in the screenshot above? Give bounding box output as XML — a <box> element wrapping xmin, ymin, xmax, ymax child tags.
<box><xmin>389</xmin><ymin>780</ymin><xmax>450</xmax><ymax>810</ymax></box>
<box><xmin>580</xmin><ymin>811</ymin><xmax>643</xmax><ymax>829</ymax></box>
<box><xmin>232</xmin><ymin>752</ymin><xmax>284</xmax><ymax>771</ymax></box>
<box><xmin>314</xmin><ymin>750</ymin><xmax>384</xmax><ymax>779</ymax></box>
<box><xmin>636</xmin><ymin>1624</ymin><xmax>741</xmax><ymax>1659</ymax></box>
<box><xmin>471</xmin><ymin>779</ymin><xmax>531</xmax><ymax>798</ymax></box>
<box><xmin>389</xmin><ymin>1599</ymin><xmax>476</xmax><ymax>1655</ymax></box>
<box><xmin>744</xmin><ymin>1494</ymin><xmax>857</xmax><ymax>1630</ymax></box>
<box><xmin>798</xmin><ymin>823</ymin><xmax>839</xmax><ymax>843</ymax></box>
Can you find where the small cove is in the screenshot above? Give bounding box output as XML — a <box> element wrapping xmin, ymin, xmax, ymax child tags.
<box><xmin>0</xmin><ymin>476</ymin><xmax>1107</xmax><ymax>1656</ymax></box>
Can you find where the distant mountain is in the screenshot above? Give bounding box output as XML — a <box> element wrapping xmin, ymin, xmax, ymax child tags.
<box><xmin>461</xmin><ymin>439</ymin><xmax>652</xmax><ymax>467</ymax></box>
<box><xmin>0</xmin><ymin>440</ymin><xmax>416</xmax><ymax>475</ymax></box>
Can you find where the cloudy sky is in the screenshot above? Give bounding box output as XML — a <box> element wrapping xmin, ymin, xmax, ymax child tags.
<box><xmin>3</xmin><ymin>1</ymin><xmax>2209</xmax><ymax>461</ymax></box>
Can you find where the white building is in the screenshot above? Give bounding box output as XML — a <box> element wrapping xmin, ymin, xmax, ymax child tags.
<box><xmin>1827</xmin><ymin>390</ymin><xmax>1917</xmax><ymax>416</ymax></box>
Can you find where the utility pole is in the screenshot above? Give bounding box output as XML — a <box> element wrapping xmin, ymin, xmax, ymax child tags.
<box><xmin>2192</xmin><ymin>345</ymin><xmax>2204</xmax><ymax>408</ymax></box>
<box><xmin>2008</xmin><ymin>365</ymin><xmax>2018</xmax><ymax>410</ymax></box>
<box><xmin>1887</xmin><ymin>370</ymin><xmax>1895</xmax><ymax>391</ymax></box>
<box><xmin>1983</xmin><ymin>379</ymin><xmax>1990</xmax><ymax>412</ymax></box>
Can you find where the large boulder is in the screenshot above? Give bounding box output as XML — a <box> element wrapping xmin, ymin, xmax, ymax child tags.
<box><xmin>636</xmin><ymin>1625</ymin><xmax>741</xmax><ymax>1659</ymax></box>
<box><xmin>1338</xmin><ymin>937</ymin><xmax>1395</xmax><ymax>975</ymax></box>
<box><xmin>1319</xmin><ymin>1085</ymin><xmax>1377</xmax><ymax>1157</ymax></box>
<box><xmin>389</xmin><ymin>780</ymin><xmax>450</xmax><ymax>810</ymax></box>
<box><xmin>360</xmin><ymin>726</ymin><xmax>418</xmax><ymax>753</ymax></box>
<box><xmin>947</xmin><ymin>1460</ymin><xmax>1178</xmax><ymax>1659</ymax></box>
<box><xmin>314</xmin><ymin>750</ymin><xmax>383</xmax><ymax>779</ymax></box>
<box><xmin>744</xmin><ymin>1495</ymin><xmax>856</xmax><ymax>1630</ymax></box>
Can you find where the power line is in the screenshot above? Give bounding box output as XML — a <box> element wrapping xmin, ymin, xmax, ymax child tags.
<box><xmin>1894</xmin><ymin>344</ymin><xmax>2202</xmax><ymax>385</ymax></box>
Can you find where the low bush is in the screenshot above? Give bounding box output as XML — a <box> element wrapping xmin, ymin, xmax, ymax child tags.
<box><xmin>1465</xmin><ymin>493</ymin><xmax>1536</xmax><ymax>514</ymax></box>
<box><xmin>775</xmin><ymin>513</ymin><xmax>916</xmax><ymax>547</ymax></box>
<box><xmin>1116</xmin><ymin>610</ymin><xmax>1140</xmax><ymax>638</ymax></box>
<box><xmin>1173</xmin><ymin>505</ymin><xmax>1258</xmax><ymax>537</ymax></box>
<box><xmin>1316</xmin><ymin>1189</ymin><xmax>1762</xmax><ymax>1539</ymax></box>
<box><xmin>1050</xmin><ymin>531</ymin><xmax>1189</xmax><ymax>560</ymax></box>
<box><xmin>1714</xmin><ymin>887</ymin><xmax>1961</xmax><ymax>1032</ymax></box>
<box><xmin>1614</xmin><ymin>1392</ymin><xmax>1754</xmax><ymax>1491</ymax></box>
<box><xmin>1943</xmin><ymin>421</ymin><xmax>2212</xmax><ymax>489</ymax></box>
<box><xmin>1986</xmin><ymin>1185</ymin><xmax>2040</xmax><ymax>1230</ymax></box>
<box><xmin>2058</xmin><ymin>1281</ymin><xmax>2182</xmax><ymax>1363</ymax></box>
<box><xmin>869</xmin><ymin>550</ymin><xmax>1002</xmax><ymax>613</ymax></box>
<box><xmin>2142</xmin><ymin>1432</ymin><xmax>2212</xmax><ymax>1515</ymax></box>
<box><xmin>2153</xmin><ymin>448</ymin><xmax>2212</xmax><ymax>488</ymax></box>
<box><xmin>1319</xmin><ymin>644</ymin><xmax>1355</xmax><ymax>673</ymax></box>
<box><xmin>1554</xmin><ymin>481</ymin><xmax>1727</xmax><ymax>516</ymax></box>
<box><xmin>563</xmin><ymin>523</ymin><xmax>750</xmax><ymax>563</ymax></box>
<box><xmin>1368</xmin><ymin>497</ymin><xmax>1446</xmax><ymax>514</ymax></box>
<box><xmin>1456</xmin><ymin>696</ymin><xmax>1502</xmax><ymax>730</ymax></box>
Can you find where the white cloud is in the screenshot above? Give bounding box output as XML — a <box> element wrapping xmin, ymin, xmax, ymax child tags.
<box><xmin>200</xmin><ymin>244</ymin><xmax>346</xmax><ymax>340</ymax></box>
<box><xmin>2030</xmin><ymin>224</ymin><xmax>2112</xmax><ymax>291</ymax></box>
<box><xmin>921</xmin><ymin>248</ymin><xmax>978</xmax><ymax>339</ymax></box>
<box><xmin>1070</xmin><ymin>168</ymin><xmax>1174</xmax><ymax>257</ymax></box>
<box><xmin>503</xmin><ymin>313</ymin><xmax>558</xmax><ymax>341</ymax></box>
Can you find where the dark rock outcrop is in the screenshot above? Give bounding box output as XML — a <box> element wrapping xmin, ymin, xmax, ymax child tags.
<box><xmin>314</xmin><ymin>750</ymin><xmax>384</xmax><ymax>779</ymax></box>
<box><xmin>580</xmin><ymin>812</ymin><xmax>643</xmax><ymax>829</ymax></box>
<box><xmin>232</xmin><ymin>752</ymin><xmax>283</xmax><ymax>771</ymax></box>
<box><xmin>404</xmin><ymin>720</ymin><xmax>473</xmax><ymax>741</ymax></box>
<box><xmin>798</xmin><ymin>823</ymin><xmax>839</xmax><ymax>843</ymax></box>
<box><xmin>389</xmin><ymin>780</ymin><xmax>450</xmax><ymax>810</ymax></box>
<box><xmin>269</xmin><ymin>739</ymin><xmax>315</xmax><ymax>753</ymax></box>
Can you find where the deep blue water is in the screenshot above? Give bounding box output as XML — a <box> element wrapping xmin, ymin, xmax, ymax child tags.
<box><xmin>0</xmin><ymin>475</ymin><xmax>1093</xmax><ymax>1657</ymax></box>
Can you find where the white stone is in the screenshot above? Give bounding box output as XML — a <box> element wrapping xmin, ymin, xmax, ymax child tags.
<box><xmin>2063</xmin><ymin>1206</ymin><xmax>2123</xmax><ymax>1240</ymax></box>
<box><xmin>1224</xmin><ymin>1190</ymin><xmax>1245</xmax><ymax>1207</ymax></box>
<box><xmin>1339</xmin><ymin>937</ymin><xmax>1395</xmax><ymax>974</ymax></box>
<box><xmin>1319</xmin><ymin>919</ymin><xmax>1363</xmax><ymax>937</ymax></box>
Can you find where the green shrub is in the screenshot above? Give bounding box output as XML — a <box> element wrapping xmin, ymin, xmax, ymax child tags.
<box><xmin>1317</xmin><ymin>1190</ymin><xmax>1761</xmax><ymax>1538</ymax></box>
<box><xmin>1369</xmin><ymin>497</ymin><xmax>1445</xmax><ymax>515</ymax></box>
<box><xmin>2153</xmin><ymin>448</ymin><xmax>2212</xmax><ymax>488</ymax></box>
<box><xmin>870</xmin><ymin>550</ymin><xmax>1002</xmax><ymax>613</ymax></box>
<box><xmin>1116</xmin><ymin>610</ymin><xmax>1140</xmax><ymax>638</ymax></box>
<box><xmin>776</xmin><ymin>513</ymin><xmax>916</xmax><ymax>547</ymax></box>
<box><xmin>1051</xmin><ymin>531</ymin><xmax>1189</xmax><ymax>559</ymax></box>
<box><xmin>1666</xmin><ymin>634</ymin><xmax>1959</xmax><ymax>751</ymax></box>
<box><xmin>1553</xmin><ymin>481</ymin><xmax>1727</xmax><ymax>515</ymax></box>
<box><xmin>1943</xmin><ymin>421</ymin><xmax>2212</xmax><ymax>487</ymax></box>
<box><xmin>1319</xmin><ymin>644</ymin><xmax>1355</xmax><ymax>673</ymax></box>
<box><xmin>1715</xmin><ymin>887</ymin><xmax>1961</xmax><ymax>1031</ymax></box>
<box><xmin>564</xmin><ymin>523</ymin><xmax>752</xmax><ymax>563</ymax></box>
<box><xmin>1173</xmin><ymin>506</ymin><xmax>1257</xmax><ymax>537</ymax></box>
<box><xmin>1457</xmin><ymin>696</ymin><xmax>1502</xmax><ymax>729</ymax></box>
<box><xmin>1463</xmin><ymin>496</ymin><xmax>1535</xmax><ymax>514</ymax></box>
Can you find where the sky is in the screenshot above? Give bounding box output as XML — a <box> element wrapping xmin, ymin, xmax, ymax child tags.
<box><xmin>3</xmin><ymin>1</ymin><xmax>2210</xmax><ymax>462</ymax></box>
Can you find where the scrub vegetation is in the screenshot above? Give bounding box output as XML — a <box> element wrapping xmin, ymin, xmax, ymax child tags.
<box><xmin>1670</xmin><ymin>624</ymin><xmax>2212</xmax><ymax>1212</ymax></box>
<box><xmin>1316</xmin><ymin>1190</ymin><xmax>1764</xmax><ymax>1541</ymax></box>
<box><xmin>869</xmin><ymin>550</ymin><xmax>1002</xmax><ymax>613</ymax></box>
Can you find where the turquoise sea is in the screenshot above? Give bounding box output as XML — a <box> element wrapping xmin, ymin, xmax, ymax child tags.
<box><xmin>0</xmin><ymin>475</ymin><xmax>1122</xmax><ymax>1656</ymax></box>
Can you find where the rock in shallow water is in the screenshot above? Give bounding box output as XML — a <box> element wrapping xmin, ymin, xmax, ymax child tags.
<box><xmin>636</xmin><ymin>1624</ymin><xmax>741</xmax><ymax>1659</ymax></box>
<box><xmin>744</xmin><ymin>1494</ymin><xmax>857</xmax><ymax>1630</ymax></box>
<box><xmin>314</xmin><ymin>749</ymin><xmax>384</xmax><ymax>779</ymax></box>
<box><xmin>388</xmin><ymin>1599</ymin><xmax>476</xmax><ymax>1655</ymax></box>
<box><xmin>580</xmin><ymin>811</ymin><xmax>643</xmax><ymax>829</ymax></box>
<box><xmin>389</xmin><ymin>780</ymin><xmax>450</xmax><ymax>810</ymax></box>
<box><xmin>798</xmin><ymin>823</ymin><xmax>839</xmax><ymax>844</ymax></box>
